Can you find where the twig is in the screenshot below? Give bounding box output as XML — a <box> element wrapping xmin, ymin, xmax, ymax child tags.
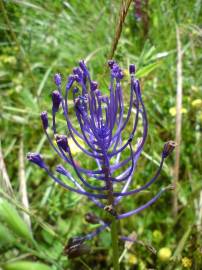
<box><xmin>19</xmin><ymin>136</ymin><xmax>31</xmax><ymax>229</ymax></box>
<box><xmin>0</xmin><ymin>141</ymin><xmax>13</xmax><ymax>196</ymax></box>
<box><xmin>173</xmin><ymin>25</ymin><xmax>183</xmax><ymax>217</ymax></box>
<box><xmin>108</xmin><ymin>0</ymin><xmax>133</xmax><ymax>60</ymax></box>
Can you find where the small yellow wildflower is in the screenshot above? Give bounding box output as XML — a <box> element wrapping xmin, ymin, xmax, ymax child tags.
<box><xmin>181</xmin><ymin>257</ymin><xmax>192</xmax><ymax>268</ymax></box>
<box><xmin>125</xmin><ymin>27</ymin><xmax>131</xmax><ymax>35</ymax></box>
<box><xmin>169</xmin><ymin>107</ymin><xmax>187</xmax><ymax>116</ymax></box>
<box><xmin>0</xmin><ymin>55</ymin><xmax>16</xmax><ymax>64</ymax></box>
<box><xmin>152</xmin><ymin>230</ymin><xmax>163</xmax><ymax>243</ymax></box>
<box><xmin>158</xmin><ymin>247</ymin><xmax>172</xmax><ymax>262</ymax></box>
<box><xmin>191</xmin><ymin>85</ymin><xmax>198</xmax><ymax>92</ymax></box>
<box><xmin>191</xmin><ymin>99</ymin><xmax>202</xmax><ymax>108</ymax></box>
<box><xmin>123</xmin><ymin>69</ymin><xmax>130</xmax><ymax>77</ymax></box>
<box><xmin>128</xmin><ymin>253</ymin><xmax>138</xmax><ymax>265</ymax></box>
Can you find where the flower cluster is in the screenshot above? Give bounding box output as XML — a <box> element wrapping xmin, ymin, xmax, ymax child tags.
<box><xmin>27</xmin><ymin>60</ymin><xmax>175</xmax><ymax>256</ymax></box>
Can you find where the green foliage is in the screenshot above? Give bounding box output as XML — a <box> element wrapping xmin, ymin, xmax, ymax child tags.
<box><xmin>0</xmin><ymin>223</ymin><xmax>15</xmax><ymax>247</ymax></box>
<box><xmin>3</xmin><ymin>261</ymin><xmax>51</xmax><ymax>270</ymax></box>
<box><xmin>0</xmin><ymin>0</ymin><xmax>202</xmax><ymax>269</ymax></box>
<box><xmin>0</xmin><ymin>199</ymin><xmax>33</xmax><ymax>243</ymax></box>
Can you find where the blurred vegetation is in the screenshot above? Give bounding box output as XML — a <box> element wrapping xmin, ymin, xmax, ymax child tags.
<box><xmin>0</xmin><ymin>0</ymin><xmax>202</xmax><ymax>269</ymax></box>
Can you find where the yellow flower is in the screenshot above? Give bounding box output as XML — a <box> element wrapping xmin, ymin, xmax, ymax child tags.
<box><xmin>125</xmin><ymin>27</ymin><xmax>131</xmax><ymax>35</ymax></box>
<box><xmin>169</xmin><ymin>107</ymin><xmax>187</xmax><ymax>116</ymax></box>
<box><xmin>123</xmin><ymin>69</ymin><xmax>129</xmax><ymax>77</ymax></box>
<box><xmin>128</xmin><ymin>253</ymin><xmax>138</xmax><ymax>265</ymax></box>
<box><xmin>158</xmin><ymin>247</ymin><xmax>172</xmax><ymax>262</ymax></box>
<box><xmin>191</xmin><ymin>99</ymin><xmax>202</xmax><ymax>108</ymax></box>
<box><xmin>152</xmin><ymin>230</ymin><xmax>163</xmax><ymax>243</ymax></box>
<box><xmin>68</xmin><ymin>137</ymin><xmax>85</xmax><ymax>155</ymax></box>
<box><xmin>191</xmin><ymin>85</ymin><xmax>198</xmax><ymax>92</ymax></box>
<box><xmin>0</xmin><ymin>55</ymin><xmax>16</xmax><ymax>64</ymax></box>
<box><xmin>181</xmin><ymin>257</ymin><xmax>192</xmax><ymax>268</ymax></box>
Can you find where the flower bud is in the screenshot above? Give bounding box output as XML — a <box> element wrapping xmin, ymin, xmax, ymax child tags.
<box><xmin>108</xmin><ymin>60</ymin><xmax>115</xmax><ymax>68</ymax></box>
<box><xmin>64</xmin><ymin>237</ymin><xmax>90</xmax><ymax>259</ymax></box>
<box><xmin>56</xmin><ymin>164</ymin><xmax>69</xmax><ymax>176</ymax></box>
<box><xmin>128</xmin><ymin>134</ymin><xmax>134</xmax><ymax>143</ymax></box>
<box><xmin>54</xmin><ymin>73</ymin><xmax>62</xmax><ymax>86</ymax></box>
<box><xmin>73</xmin><ymin>67</ymin><xmax>82</xmax><ymax>78</ymax></box>
<box><xmin>66</xmin><ymin>75</ymin><xmax>74</xmax><ymax>90</ymax></box>
<box><xmin>40</xmin><ymin>111</ymin><xmax>48</xmax><ymax>130</ymax></box>
<box><xmin>79</xmin><ymin>60</ymin><xmax>86</xmax><ymax>71</ymax></box>
<box><xmin>73</xmin><ymin>74</ymin><xmax>80</xmax><ymax>82</ymax></box>
<box><xmin>90</xmin><ymin>81</ymin><xmax>98</xmax><ymax>91</ymax></box>
<box><xmin>85</xmin><ymin>212</ymin><xmax>100</xmax><ymax>224</ymax></box>
<box><xmin>52</xmin><ymin>90</ymin><xmax>61</xmax><ymax>113</ymax></box>
<box><xmin>129</xmin><ymin>64</ymin><xmax>136</xmax><ymax>74</ymax></box>
<box><xmin>55</xmin><ymin>135</ymin><xmax>69</xmax><ymax>152</ymax></box>
<box><xmin>112</xmin><ymin>63</ymin><xmax>124</xmax><ymax>80</ymax></box>
<box><xmin>27</xmin><ymin>152</ymin><xmax>45</xmax><ymax>168</ymax></box>
<box><xmin>162</xmin><ymin>141</ymin><xmax>177</xmax><ymax>158</ymax></box>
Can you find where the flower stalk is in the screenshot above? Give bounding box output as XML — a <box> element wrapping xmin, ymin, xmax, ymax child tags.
<box><xmin>111</xmin><ymin>218</ymin><xmax>120</xmax><ymax>270</ymax></box>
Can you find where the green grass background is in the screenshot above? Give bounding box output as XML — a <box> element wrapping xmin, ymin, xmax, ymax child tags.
<box><xmin>0</xmin><ymin>0</ymin><xmax>202</xmax><ymax>269</ymax></box>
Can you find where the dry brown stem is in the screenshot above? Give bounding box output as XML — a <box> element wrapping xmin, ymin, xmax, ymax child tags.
<box><xmin>173</xmin><ymin>25</ymin><xmax>183</xmax><ymax>217</ymax></box>
<box><xmin>108</xmin><ymin>0</ymin><xmax>133</xmax><ymax>60</ymax></box>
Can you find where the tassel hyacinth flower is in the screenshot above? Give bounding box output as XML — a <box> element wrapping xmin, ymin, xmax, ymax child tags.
<box><xmin>27</xmin><ymin>60</ymin><xmax>176</xmax><ymax>267</ymax></box>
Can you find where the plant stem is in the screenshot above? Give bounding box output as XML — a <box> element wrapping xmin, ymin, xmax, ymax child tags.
<box><xmin>103</xmin><ymin>156</ymin><xmax>120</xmax><ymax>270</ymax></box>
<box><xmin>173</xmin><ymin>24</ymin><xmax>183</xmax><ymax>217</ymax></box>
<box><xmin>111</xmin><ymin>217</ymin><xmax>120</xmax><ymax>270</ymax></box>
<box><xmin>108</xmin><ymin>0</ymin><xmax>133</xmax><ymax>60</ymax></box>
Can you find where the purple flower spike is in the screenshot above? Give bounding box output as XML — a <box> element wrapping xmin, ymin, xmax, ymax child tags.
<box><xmin>52</xmin><ymin>90</ymin><xmax>61</xmax><ymax>113</ymax></box>
<box><xmin>27</xmin><ymin>152</ymin><xmax>45</xmax><ymax>168</ymax></box>
<box><xmin>54</xmin><ymin>73</ymin><xmax>62</xmax><ymax>86</ymax></box>
<box><xmin>28</xmin><ymin>59</ymin><xmax>175</xmax><ymax>244</ymax></box>
<box><xmin>40</xmin><ymin>111</ymin><xmax>48</xmax><ymax>130</ymax></box>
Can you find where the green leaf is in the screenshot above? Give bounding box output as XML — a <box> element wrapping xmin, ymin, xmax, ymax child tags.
<box><xmin>18</xmin><ymin>90</ymin><xmax>38</xmax><ymax>112</ymax></box>
<box><xmin>36</xmin><ymin>65</ymin><xmax>53</xmax><ymax>97</ymax></box>
<box><xmin>136</xmin><ymin>62</ymin><xmax>160</xmax><ymax>78</ymax></box>
<box><xmin>0</xmin><ymin>223</ymin><xmax>15</xmax><ymax>247</ymax></box>
<box><xmin>0</xmin><ymin>199</ymin><xmax>33</xmax><ymax>243</ymax></box>
<box><xmin>172</xmin><ymin>226</ymin><xmax>192</xmax><ymax>261</ymax></box>
<box><xmin>3</xmin><ymin>261</ymin><xmax>51</xmax><ymax>270</ymax></box>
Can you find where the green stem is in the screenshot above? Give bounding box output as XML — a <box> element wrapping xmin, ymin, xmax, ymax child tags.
<box><xmin>111</xmin><ymin>217</ymin><xmax>120</xmax><ymax>270</ymax></box>
<box><xmin>102</xmin><ymin>159</ymin><xmax>120</xmax><ymax>270</ymax></box>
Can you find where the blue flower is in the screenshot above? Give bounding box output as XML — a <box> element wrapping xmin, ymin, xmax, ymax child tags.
<box><xmin>28</xmin><ymin>60</ymin><xmax>175</xmax><ymax>252</ymax></box>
